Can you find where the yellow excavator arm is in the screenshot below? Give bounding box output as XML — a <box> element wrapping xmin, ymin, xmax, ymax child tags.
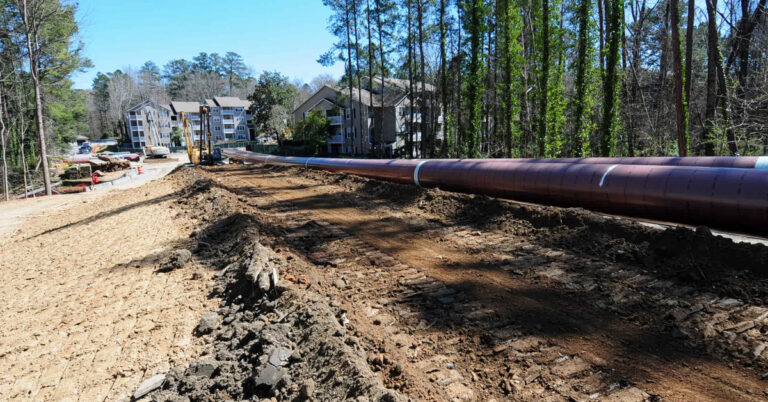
<box><xmin>181</xmin><ymin>111</ymin><xmax>200</xmax><ymax>164</ymax></box>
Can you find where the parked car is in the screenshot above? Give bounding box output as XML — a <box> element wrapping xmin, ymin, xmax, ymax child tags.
<box><xmin>145</xmin><ymin>146</ymin><xmax>170</xmax><ymax>158</ymax></box>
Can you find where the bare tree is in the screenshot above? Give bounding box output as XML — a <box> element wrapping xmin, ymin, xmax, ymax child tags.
<box><xmin>0</xmin><ymin>90</ymin><xmax>8</xmax><ymax>201</ymax></box>
<box><xmin>180</xmin><ymin>72</ymin><xmax>227</xmax><ymax>102</ymax></box>
<box><xmin>107</xmin><ymin>72</ymin><xmax>138</xmax><ymax>141</ymax></box>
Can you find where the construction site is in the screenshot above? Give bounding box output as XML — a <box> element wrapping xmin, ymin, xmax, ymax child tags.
<box><xmin>1</xmin><ymin>145</ymin><xmax>768</xmax><ymax>401</ymax></box>
<box><xmin>4</xmin><ymin>0</ymin><xmax>768</xmax><ymax>400</ymax></box>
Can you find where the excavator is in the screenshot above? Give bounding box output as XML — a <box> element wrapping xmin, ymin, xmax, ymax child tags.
<box><xmin>180</xmin><ymin>111</ymin><xmax>200</xmax><ymax>164</ymax></box>
<box><xmin>180</xmin><ymin>110</ymin><xmax>221</xmax><ymax>165</ymax></box>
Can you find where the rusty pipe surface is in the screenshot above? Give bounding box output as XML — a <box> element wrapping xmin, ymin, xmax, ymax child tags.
<box><xmin>221</xmin><ymin>149</ymin><xmax>768</xmax><ymax>233</ymax></box>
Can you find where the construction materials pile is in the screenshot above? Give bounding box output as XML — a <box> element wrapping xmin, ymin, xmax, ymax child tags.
<box><xmin>87</xmin><ymin>154</ymin><xmax>131</xmax><ymax>172</ymax></box>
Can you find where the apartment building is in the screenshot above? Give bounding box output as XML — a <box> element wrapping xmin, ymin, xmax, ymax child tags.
<box><xmin>127</xmin><ymin>97</ymin><xmax>253</xmax><ymax>148</ymax></box>
<box><xmin>168</xmin><ymin>101</ymin><xmax>203</xmax><ymax>142</ymax></box>
<box><xmin>205</xmin><ymin>97</ymin><xmax>252</xmax><ymax>142</ymax></box>
<box><xmin>292</xmin><ymin>77</ymin><xmax>443</xmax><ymax>156</ymax></box>
<box><xmin>125</xmin><ymin>100</ymin><xmax>173</xmax><ymax>148</ymax></box>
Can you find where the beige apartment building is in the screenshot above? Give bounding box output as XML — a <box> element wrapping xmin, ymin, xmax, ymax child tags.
<box><xmin>292</xmin><ymin>77</ymin><xmax>443</xmax><ymax>156</ymax></box>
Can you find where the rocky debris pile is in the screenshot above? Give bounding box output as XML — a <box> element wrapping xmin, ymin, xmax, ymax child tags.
<box><xmin>143</xmin><ymin>171</ymin><xmax>403</xmax><ymax>402</ymax></box>
<box><xmin>148</xmin><ymin>237</ymin><xmax>403</xmax><ymax>401</ymax></box>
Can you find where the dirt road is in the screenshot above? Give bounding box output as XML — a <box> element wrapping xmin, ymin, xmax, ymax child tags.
<box><xmin>197</xmin><ymin>164</ymin><xmax>768</xmax><ymax>401</ymax></box>
<box><xmin>0</xmin><ymin>171</ymin><xmax>216</xmax><ymax>401</ymax></box>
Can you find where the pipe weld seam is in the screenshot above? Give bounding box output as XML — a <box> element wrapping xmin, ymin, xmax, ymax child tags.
<box><xmin>599</xmin><ymin>164</ymin><xmax>619</xmax><ymax>188</ymax></box>
<box><xmin>413</xmin><ymin>160</ymin><xmax>429</xmax><ymax>187</ymax></box>
<box><xmin>305</xmin><ymin>157</ymin><xmax>314</xmax><ymax>169</ymax></box>
<box><xmin>756</xmin><ymin>156</ymin><xmax>768</xmax><ymax>170</ymax></box>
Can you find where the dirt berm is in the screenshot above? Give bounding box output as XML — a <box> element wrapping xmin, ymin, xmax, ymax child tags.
<box><xmin>148</xmin><ymin>177</ymin><xmax>404</xmax><ymax>402</ymax></box>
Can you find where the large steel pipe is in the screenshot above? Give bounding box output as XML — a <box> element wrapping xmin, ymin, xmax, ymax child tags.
<box><xmin>444</xmin><ymin>156</ymin><xmax>768</xmax><ymax>169</ymax></box>
<box><xmin>221</xmin><ymin>149</ymin><xmax>768</xmax><ymax>234</ymax></box>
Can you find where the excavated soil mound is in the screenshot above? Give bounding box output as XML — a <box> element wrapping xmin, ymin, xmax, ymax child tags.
<box><xmin>147</xmin><ymin>173</ymin><xmax>403</xmax><ymax>402</ymax></box>
<box><xmin>295</xmin><ymin>166</ymin><xmax>768</xmax><ymax>298</ymax></box>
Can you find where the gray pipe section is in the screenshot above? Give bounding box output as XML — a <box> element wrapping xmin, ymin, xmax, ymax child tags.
<box><xmin>221</xmin><ymin>149</ymin><xmax>768</xmax><ymax>234</ymax></box>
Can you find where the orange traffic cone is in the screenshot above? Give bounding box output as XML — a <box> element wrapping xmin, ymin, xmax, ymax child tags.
<box><xmin>137</xmin><ymin>165</ymin><xmax>144</xmax><ymax>175</ymax></box>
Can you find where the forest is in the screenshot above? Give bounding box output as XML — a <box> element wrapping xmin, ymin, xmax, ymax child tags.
<box><xmin>87</xmin><ymin>52</ymin><xmax>255</xmax><ymax>143</ymax></box>
<box><xmin>2</xmin><ymin>0</ymin><xmax>768</xmax><ymax>199</ymax></box>
<box><xmin>320</xmin><ymin>0</ymin><xmax>768</xmax><ymax>158</ymax></box>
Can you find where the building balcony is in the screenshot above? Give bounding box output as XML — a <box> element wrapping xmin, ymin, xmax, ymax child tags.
<box><xmin>328</xmin><ymin>133</ymin><xmax>345</xmax><ymax>144</ymax></box>
<box><xmin>326</xmin><ymin>116</ymin><xmax>343</xmax><ymax>125</ymax></box>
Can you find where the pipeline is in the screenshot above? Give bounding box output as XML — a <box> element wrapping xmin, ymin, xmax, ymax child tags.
<box><xmin>221</xmin><ymin>149</ymin><xmax>768</xmax><ymax>234</ymax></box>
<box><xmin>446</xmin><ymin>156</ymin><xmax>768</xmax><ymax>169</ymax></box>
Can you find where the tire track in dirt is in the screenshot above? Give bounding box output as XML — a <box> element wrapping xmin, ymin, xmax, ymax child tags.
<box><xmin>199</xmin><ymin>165</ymin><xmax>768</xmax><ymax>401</ymax></box>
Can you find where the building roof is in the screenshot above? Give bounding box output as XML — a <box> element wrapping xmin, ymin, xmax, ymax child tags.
<box><xmin>213</xmin><ymin>96</ymin><xmax>252</xmax><ymax>108</ymax></box>
<box><xmin>170</xmin><ymin>101</ymin><xmax>201</xmax><ymax>114</ymax></box>
<box><xmin>128</xmin><ymin>99</ymin><xmax>171</xmax><ymax>113</ymax></box>
<box><xmin>204</xmin><ymin>99</ymin><xmax>215</xmax><ymax>107</ymax></box>
<box><xmin>339</xmin><ymin>86</ymin><xmax>408</xmax><ymax>108</ymax></box>
<box><xmin>375</xmin><ymin>76</ymin><xmax>436</xmax><ymax>93</ymax></box>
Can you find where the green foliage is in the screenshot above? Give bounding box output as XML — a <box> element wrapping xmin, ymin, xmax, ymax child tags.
<box><xmin>567</xmin><ymin>0</ymin><xmax>598</xmax><ymax>157</ymax></box>
<box><xmin>497</xmin><ymin>0</ymin><xmax>524</xmax><ymax>157</ymax></box>
<box><xmin>140</xmin><ymin>61</ymin><xmax>161</xmax><ymax>81</ymax></box>
<box><xmin>46</xmin><ymin>84</ymin><xmax>88</xmax><ymax>150</ymax></box>
<box><xmin>248</xmin><ymin>71</ymin><xmax>297</xmax><ymax>139</ymax></box>
<box><xmin>599</xmin><ymin>0</ymin><xmax>623</xmax><ymax>156</ymax></box>
<box><xmin>293</xmin><ymin>111</ymin><xmax>335</xmax><ymax>155</ymax></box>
<box><xmin>170</xmin><ymin>127</ymin><xmax>183</xmax><ymax>146</ymax></box>
<box><xmin>462</xmin><ymin>0</ymin><xmax>487</xmax><ymax>157</ymax></box>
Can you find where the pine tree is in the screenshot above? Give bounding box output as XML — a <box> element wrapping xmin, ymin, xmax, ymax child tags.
<box><xmin>569</xmin><ymin>0</ymin><xmax>598</xmax><ymax>156</ymax></box>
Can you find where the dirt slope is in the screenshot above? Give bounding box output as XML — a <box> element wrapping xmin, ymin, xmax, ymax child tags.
<box><xmin>0</xmin><ymin>171</ymin><xmax>217</xmax><ymax>401</ymax></box>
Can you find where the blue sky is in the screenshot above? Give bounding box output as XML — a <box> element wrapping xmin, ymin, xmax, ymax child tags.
<box><xmin>71</xmin><ymin>0</ymin><xmax>345</xmax><ymax>89</ymax></box>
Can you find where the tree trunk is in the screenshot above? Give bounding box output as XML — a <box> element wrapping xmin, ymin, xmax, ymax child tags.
<box><xmin>670</xmin><ymin>0</ymin><xmax>687</xmax><ymax>156</ymax></box>
<box><xmin>21</xmin><ymin>0</ymin><xmax>53</xmax><ymax>196</ymax></box>
<box><xmin>599</xmin><ymin>0</ymin><xmax>622</xmax><ymax>156</ymax></box>
<box><xmin>439</xmin><ymin>0</ymin><xmax>449</xmax><ymax>157</ymax></box>
<box><xmin>597</xmin><ymin>0</ymin><xmax>605</xmax><ymax>72</ymax></box>
<box><xmin>407</xmin><ymin>0</ymin><xmax>415</xmax><ymax>157</ymax></box>
<box><xmin>456</xmin><ymin>1</ymin><xmax>464</xmax><ymax>157</ymax></box>
<box><xmin>345</xmin><ymin>0</ymin><xmax>356</xmax><ymax>154</ymax></box>
<box><xmin>500</xmin><ymin>0</ymin><xmax>512</xmax><ymax>157</ymax></box>
<box><xmin>352</xmin><ymin>0</ymin><xmax>366</xmax><ymax>154</ymax></box>
<box><xmin>0</xmin><ymin>92</ymin><xmax>9</xmax><ymax>201</ymax></box>
<box><xmin>573</xmin><ymin>0</ymin><xmax>591</xmax><ymax>157</ymax></box>
<box><xmin>537</xmin><ymin>0</ymin><xmax>550</xmax><ymax>157</ymax></box>
<box><xmin>366</xmin><ymin>0</ymin><xmax>376</xmax><ymax>155</ymax></box>
<box><xmin>375</xmin><ymin>0</ymin><xmax>386</xmax><ymax>155</ymax></box>
<box><xmin>684</xmin><ymin>0</ymin><xmax>694</xmax><ymax>152</ymax></box>
<box><xmin>417</xmin><ymin>0</ymin><xmax>429</xmax><ymax>157</ymax></box>
<box><xmin>702</xmin><ymin>0</ymin><xmax>718</xmax><ymax>156</ymax></box>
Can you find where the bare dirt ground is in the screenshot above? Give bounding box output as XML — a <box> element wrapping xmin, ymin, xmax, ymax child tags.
<box><xmin>0</xmin><ymin>169</ymin><xmax>217</xmax><ymax>401</ymax></box>
<box><xmin>182</xmin><ymin>163</ymin><xmax>768</xmax><ymax>401</ymax></box>
<box><xmin>4</xmin><ymin>160</ymin><xmax>768</xmax><ymax>401</ymax></box>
